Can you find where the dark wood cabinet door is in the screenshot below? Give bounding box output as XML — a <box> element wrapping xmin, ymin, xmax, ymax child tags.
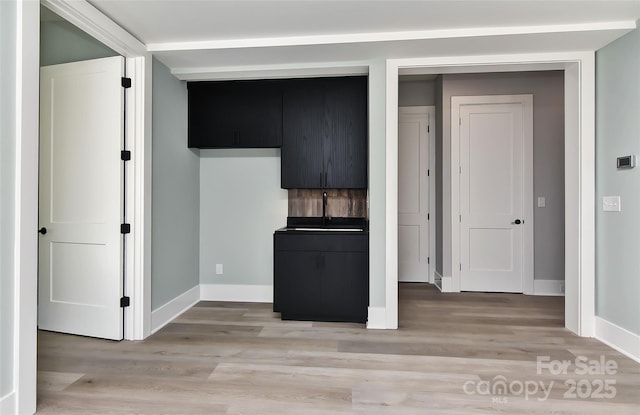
<box><xmin>281</xmin><ymin>79</ymin><xmax>325</xmax><ymax>188</ymax></box>
<box><xmin>324</xmin><ymin>77</ymin><xmax>368</xmax><ymax>189</ymax></box>
<box><xmin>187</xmin><ymin>80</ymin><xmax>282</xmax><ymax>148</ymax></box>
<box><xmin>275</xmin><ymin>250</ymin><xmax>322</xmax><ymax>319</ymax></box>
<box><xmin>321</xmin><ymin>251</ymin><xmax>368</xmax><ymax>323</ymax></box>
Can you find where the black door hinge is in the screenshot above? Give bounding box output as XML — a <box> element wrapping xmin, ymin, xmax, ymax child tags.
<box><xmin>121</xmin><ymin>77</ymin><xmax>132</xmax><ymax>88</ymax></box>
<box><xmin>120</xmin><ymin>296</ymin><xmax>130</xmax><ymax>307</ymax></box>
<box><xmin>428</xmin><ymin>257</ymin><xmax>430</xmax><ymax>264</ymax></box>
<box><xmin>121</xmin><ymin>223</ymin><xmax>131</xmax><ymax>234</ymax></box>
<box><xmin>121</xmin><ymin>150</ymin><xmax>131</xmax><ymax>161</ymax></box>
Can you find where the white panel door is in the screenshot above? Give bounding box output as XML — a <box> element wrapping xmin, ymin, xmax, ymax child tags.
<box><xmin>398</xmin><ymin>108</ymin><xmax>432</xmax><ymax>282</ymax></box>
<box><xmin>39</xmin><ymin>56</ymin><xmax>125</xmax><ymax>340</ymax></box>
<box><xmin>459</xmin><ymin>100</ymin><xmax>530</xmax><ymax>292</ymax></box>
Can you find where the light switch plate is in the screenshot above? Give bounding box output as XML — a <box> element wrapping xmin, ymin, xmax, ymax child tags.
<box><xmin>537</xmin><ymin>197</ymin><xmax>546</xmax><ymax>208</ymax></box>
<box><xmin>216</xmin><ymin>264</ymin><xmax>223</xmax><ymax>275</ymax></box>
<box><xmin>602</xmin><ymin>196</ymin><xmax>621</xmax><ymax>212</ymax></box>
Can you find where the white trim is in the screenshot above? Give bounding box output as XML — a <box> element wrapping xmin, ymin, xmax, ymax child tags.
<box><xmin>200</xmin><ymin>284</ymin><xmax>273</xmax><ymax>303</ymax></box>
<box><xmin>0</xmin><ymin>392</ymin><xmax>16</xmax><ymax>415</ymax></box>
<box><xmin>41</xmin><ymin>0</ymin><xmax>146</xmax><ymax>56</ymax></box>
<box><xmin>147</xmin><ymin>21</ymin><xmax>636</xmax><ymax>52</ymax></box>
<box><xmin>171</xmin><ymin>62</ymin><xmax>369</xmax><ymax>81</ymax></box>
<box><xmin>385</xmin><ymin>61</ymin><xmax>399</xmax><ymax>329</ymax></box>
<box><xmin>533</xmin><ymin>279</ymin><xmax>565</xmax><ymax>296</ymax></box>
<box><xmin>150</xmin><ymin>285</ymin><xmax>200</xmax><ymax>334</ymax></box>
<box><xmin>451</xmin><ymin>94</ymin><xmax>534</xmax><ymax>294</ymax></box>
<box><xmin>385</xmin><ymin>52</ymin><xmax>596</xmax><ymax>338</ymax></box>
<box><xmin>595</xmin><ymin>317</ymin><xmax>640</xmax><ymax>364</ymax></box>
<box><xmin>440</xmin><ymin>276</ymin><xmax>455</xmax><ymax>293</ymax></box>
<box><xmin>366</xmin><ymin>307</ymin><xmax>387</xmax><ymax>329</ymax></box>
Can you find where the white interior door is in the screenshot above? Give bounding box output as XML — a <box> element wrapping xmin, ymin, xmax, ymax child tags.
<box><xmin>398</xmin><ymin>107</ymin><xmax>432</xmax><ymax>282</ymax></box>
<box><xmin>457</xmin><ymin>96</ymin><xmax>533</xmax><ymax>293</ymax></box>
<box><xmin>38</xmin><ymin>56</ymin><xmax>125</xmax><ymax>340</ymax></box>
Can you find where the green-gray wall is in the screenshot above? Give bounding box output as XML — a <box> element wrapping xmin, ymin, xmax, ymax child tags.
<box><xmin>1</xmin><ymin>0</ymin><xmax>17</xmax><ymax>399</ymax></box>
<box><xmin>199</xmin><ymin>149</ymin><xmax>287</xmax><ymax>288</ymax></box>
<box><xmin>40</xmin><ymin>8</ymin><xmax>117</xmax><ymax>66</ymax></box>
<box><xmin>152</xmin><ymin>58</ymin><xmax>200</xmax><ymax>310</ymax></box>
<box><xmin>595</xmin><ymin>27</ymin><xmax>640</xmax><ymax>336</ymax></box>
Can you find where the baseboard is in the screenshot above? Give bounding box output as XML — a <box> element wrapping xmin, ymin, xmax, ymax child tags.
<box><xmin>0</xmin><ymin>391</ymin><xmax>15</xmax><ymax>415</ymax></box>
<box><xmin>151</xmin><ymin>285</ymin><xmax>200</xmax><ymax>334</ymax></box>
<box><xmin>595</xmin><ymin>316</ymin><xmax>640</xmax><ymax>364</ymax></box>
<box><xmin>200</xmin><ymin>284</ymin><xmax>272</xmax><ymax>303</ymax></box>
<box><xmin>533</xmin><ymin>279</ymin><xmax>565</xmax><ymax>296</ymax></box>
<box><xmin>366</xmin><ymin>307</ymin><xmax>387</xmax><ymax>329</ymax></box>
<box><xmin>440</xmin><ymin>275</ymin><xmax>455</xmax><ymax>292</ymax></box>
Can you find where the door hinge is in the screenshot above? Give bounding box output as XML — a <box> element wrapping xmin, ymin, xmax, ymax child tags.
<box><xmin>459</xmin><ymin>214</ymin><xmax>462</xmax><ymax>222</ymax></box>
<box><xmin>121</xmin><ymin>77</ymin><xmax>132</xmax><ymax>88</ymax></box>
<box><xmin>120</xmin><ymin>296</ymin><xmax>130</xmax><ymax>307</ymax></box>
<box><xmin>121</xmin><ymin>150</ymin><xmax>131</xmax><ymax>161</ymax></box>
<box><xmin>427</xmin><ymin>125</ymin><xmax>430</xmax><ymax>133</ymax></box>
<box><xmin>121</xmin><ymin>223</ymin><xmax>131</xmax><ymax>234</ymax></box>
<box><xmin>428</xmin><ymin>213</ymin><xmax>430</xmax><ymax>220</ymax></box>
<box><xmin>459</xmin><ymin>117</ymin><xmax>462</xmax><ymax>125</ymax></box>
<box><xmin>459</xmin><ymin>166</ymin><xmax>462</xmax><ymax>174</ymax></box>
<box><xmin>427</xmin><ymin>257</ymin><xmax>430</xmax><ymax>264</ymax></box>
<box><xmin>427</xmin><ymin>169</ymin><xmax>430</xmax><ymax>177</ymax></box>
<box><xmin>459</xmin><ymin>263</ymin><xmax>462</xmax><ymax>271</ymax></box>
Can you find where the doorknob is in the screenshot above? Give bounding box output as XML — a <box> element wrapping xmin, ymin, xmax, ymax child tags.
<box><xmin>512</xmin><ymin>219</ymin><xmax>522</xmax><ymax>225</ymax></box>
<box><xmin>38</xmin><ymin>227</ymin><xmax>47</xmax><ymax>235</ymax></box>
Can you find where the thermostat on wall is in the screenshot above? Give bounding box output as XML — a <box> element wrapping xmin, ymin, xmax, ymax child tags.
<box><xmin>616</xmin><ymin>155</ymin><xmax>636</xmax><ymax>169</ymax></box>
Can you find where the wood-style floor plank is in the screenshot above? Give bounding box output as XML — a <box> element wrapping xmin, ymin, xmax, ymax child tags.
<box><xmin>36</xmin><ymin>283</ymin><xmax>640</xmax><ymax>414</ymax></box>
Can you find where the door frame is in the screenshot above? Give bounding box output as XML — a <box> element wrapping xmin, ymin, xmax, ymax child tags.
<box><xmin>384</xmin><ymin>53</ymin><xmax>595</xmax><ymax>338</ymax></box>
<box><xmin>398</xmin><ymin>106</ymin><xmax>437</xmax><ymax>284</ymax></box>
<box><xmin>451</xmin><ymin>95</ymin><xmax>534</xmax><ymax>294</ymax></box>
<box><xmin>14</xmin><ymin>1</ymin><xmax>151</xmax><ymax>412</ymax></box>
<box><xmin>40</xmin><ymin>0</ymin><xmax>152</xmax><ymax>341</ymax></box>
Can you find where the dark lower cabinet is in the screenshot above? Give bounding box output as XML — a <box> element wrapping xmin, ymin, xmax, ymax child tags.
<box><xmin>273</xmin><ymin>230</ymin><xmax>369</xmax><ymax>323</ymax></box>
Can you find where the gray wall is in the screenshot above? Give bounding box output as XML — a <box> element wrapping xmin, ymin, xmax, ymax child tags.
<box><xmin>398</xmin><ymin>79</ymin><xmax>436</xmax><ymax>107</ymax></box>
<box><xmin>595</xmin><ymin>27</ymin><xmax>640</xmax><ymax>335</ymax></box>
<box><xmin>152</xmin><ymin>59</ymin><xmax>201</xmax><ymax>310</ymax></box>
<box><xmin>40</xmin><ymin>8</ymin><xmax>117</xmax><ymax>66</ymax></box>
<box><xmin>437</xmin><ymin>71</ymin><xmax>565</xmax><ymax>281</ymax></box>
<box><xmin>1</xmin><ymin>0</ymin><xmax>16</xmax><ymax>398</ymax></box>
<box><xmin>199</xmin><ymin>149</ymin><xmax>288</xmax><ymax>288</ymax></box>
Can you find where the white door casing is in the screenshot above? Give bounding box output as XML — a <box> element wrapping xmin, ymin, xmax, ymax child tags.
<box><xmin>398</xmin><ymin>106</ymin><xmax>434</xmax><ymax>283</ymax></box>
<box><xmin>453</xmin><ymin>95</ymin><xmax>534</xmax><ymax>293</ymax></box>
<box><xmin>39</xmin><ymin>56</ymin><xmax>125</xmax><ymax>340</ymax></box>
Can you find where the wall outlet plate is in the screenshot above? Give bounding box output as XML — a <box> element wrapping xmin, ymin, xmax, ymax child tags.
<box><xmin>216</xmin><ymin>264</ymin><xmax>223</xmax><ymax>275</ymax></box>
<box><xmin>602</xmin><ymin>196</ymin><xmax>621</xmax><ymax>212</ymax></box>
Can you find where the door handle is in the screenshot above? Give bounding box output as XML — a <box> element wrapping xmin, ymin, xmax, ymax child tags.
<box><xmin>512</xmin><ymin>219</ymin><xmax>523</xmax><ymax>225</ymax></box>
<box><xmin>38</xmin><ymin>227</ymin><xmax>47</xmax><ymax>235</ymax></box>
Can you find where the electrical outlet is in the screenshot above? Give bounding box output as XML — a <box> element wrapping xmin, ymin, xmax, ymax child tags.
<box><xmin>216</xmin><ymin>264</ymin><xmax>223</xmax><ymax>275</ymax></box>
<box><xmin>537</xmin><ymin>197</ymin><xmax>546</xmax><ymax>208</ymax></box>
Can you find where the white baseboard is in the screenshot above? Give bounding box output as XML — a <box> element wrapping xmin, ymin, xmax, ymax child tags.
<box><xmin>440</xmin><ymin>275</ymin><xmax>455</xmax><ymax>292</ymax></box>
<box><xmin>366</xmin><ymin>306</ymin><xmax>387</xmax><ymax>329</ymax></box>
<box><xmin>0</xmin><ymin>391</ymin><xmax>15</xmax><ymax>415</ymax></box>
<box><xmin>200</xmin><ymin>284</ymin><xmax>272</xmax><ymax>303</ymax></box>
<box><xmin>533</xmin><ymin>279</ymin><xmax>565</xmax><ymax>296</ymax></box>
<box><xmin>595</xmin><ymin>316</ymin><xmax>640</xmax><ymax>364</ymax></box>
<box><xmin>151</xmin><ymin>285</ymin><xmax>200</xmax><ymax>334</ymax></box>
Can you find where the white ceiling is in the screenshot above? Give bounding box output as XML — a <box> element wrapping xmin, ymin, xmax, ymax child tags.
<box><xmin>85</xmin><ymin>0</ymin><xmax>640</xmax><ymax>78</ymax></box>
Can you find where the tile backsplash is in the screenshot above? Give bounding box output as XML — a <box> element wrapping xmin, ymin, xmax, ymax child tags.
<box><xmin>288</xmin><ymin>189</ymin><xmax>367</xmax><ymax>217</ymax></box>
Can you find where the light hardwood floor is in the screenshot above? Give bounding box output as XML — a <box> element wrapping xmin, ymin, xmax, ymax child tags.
<box><xmin>37</xmin><ymin>283</ymin><xmax>640</xmax><ymax>414</ymax></box>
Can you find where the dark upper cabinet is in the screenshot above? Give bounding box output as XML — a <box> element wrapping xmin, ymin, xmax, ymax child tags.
<box><xmin>188</xmin><ymin>80</ymin><xmax>282</xmax><ymax>148</ymax></box>
<box><xmin>281</xmin><ymin>76</ymin><xmax>368</xmax><ymax>189</ymax></box>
